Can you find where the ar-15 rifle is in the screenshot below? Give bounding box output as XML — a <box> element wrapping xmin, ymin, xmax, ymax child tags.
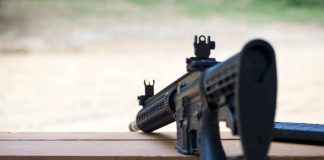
<box><xmin>129</xmin><ymin>35</ymin><xmax>277</xmax><ymax>160</ymax></box>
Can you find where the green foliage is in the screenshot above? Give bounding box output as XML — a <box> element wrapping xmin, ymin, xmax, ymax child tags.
<box><xmin>11</xmin><ymin>0</ymin><xmax>125</xmax><ymax>18</ymax></box>
<box><xmin>176</xmin><ymin>0</ymin><xmax>324</xmax><ymax>24</ymax></box>
<box><xmin>128</xmin><ymin>0</ymin><xmax>161</xmax><ymax>7</ymax></box>
<box><xmin>247</xmin><ymin>0</ymin><xmax>324</xmax><ymax>23</ymax></box>
<box><xmin>4</xmin><ymin>0</ymin><xmax>324</xmax><ymax>24</ymax></box>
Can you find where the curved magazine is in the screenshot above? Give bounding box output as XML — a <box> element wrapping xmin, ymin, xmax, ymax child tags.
<box><xmin>273</xmin><ymin>122</ymin><xmax>324</xmax><ymax>144</ymax></box>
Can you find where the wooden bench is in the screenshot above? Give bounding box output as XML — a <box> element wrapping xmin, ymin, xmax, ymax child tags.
<box><xmin>0</xmin><ymin>132</ymin><xmax>323</xmax><ymax>160</ymax></box>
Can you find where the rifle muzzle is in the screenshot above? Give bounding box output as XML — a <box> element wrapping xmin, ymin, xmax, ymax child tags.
<box><xmin>129</xmin><ymin>121</ymin><xmax>140</xmax><ymax>132</ymax></box>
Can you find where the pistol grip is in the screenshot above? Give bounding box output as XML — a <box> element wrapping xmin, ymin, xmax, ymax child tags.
<box><xmin>199</xmin><ymin>108</ymin><xmax>226</xmax><ymax>160</ymax></box>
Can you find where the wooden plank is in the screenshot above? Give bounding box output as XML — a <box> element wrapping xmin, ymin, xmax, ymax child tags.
<box><xmin>0</xmin><ymin>132</ymin><xmax>323</xmax><ymax>160</ymax></box>
<box><xmin>0</xmin><ymin>132</ymin><xmax>176</xmax><ymax>141</ymax></box>
<box><xmin>0</xmin><ymin>132</ymin><xmax>238</xmax><ymax>140</ymax></box>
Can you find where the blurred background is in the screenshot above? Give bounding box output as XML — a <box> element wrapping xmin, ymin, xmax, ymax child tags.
<box><xmin>0</xmin><ymin>0</ymin><xmax>323</xmax><ymax>132</ymax></box>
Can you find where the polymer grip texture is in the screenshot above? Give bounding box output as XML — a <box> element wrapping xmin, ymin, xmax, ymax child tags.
<box><xmin>136</xmin><ymin>89</ymin><xmax>176</xmax><ymax>132</ymax></box>
<box><xmin>273</xmin><ymin>122</ymin><xmax>324</xmax><ymax>143</ymax></box>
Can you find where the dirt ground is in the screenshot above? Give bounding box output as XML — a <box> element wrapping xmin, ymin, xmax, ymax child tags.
<box><xmin>0</xmin><ymin>3</ymin><xmax>324</xmax><ymax>131</ymax></box>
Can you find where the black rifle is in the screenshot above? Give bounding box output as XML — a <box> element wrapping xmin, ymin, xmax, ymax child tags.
<box><xmin>129</xmin><ymin>35</ymin><xmax>277</xmax><ymax>159</ymax></box>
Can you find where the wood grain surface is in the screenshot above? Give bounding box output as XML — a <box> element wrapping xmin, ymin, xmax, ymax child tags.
<box><xmin>0</xmin><ymin>132</ymin><xmax>323</xmax><ymax>160</ymax></box>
